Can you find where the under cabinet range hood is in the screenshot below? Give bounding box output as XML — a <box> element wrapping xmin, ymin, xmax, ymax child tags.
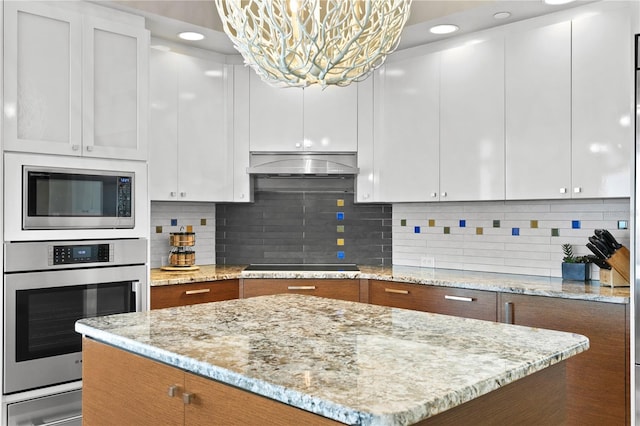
<box><xmin>247</xmin><ymin>152</ymin><xmax>358</xmax><ymax>176</ymax></box>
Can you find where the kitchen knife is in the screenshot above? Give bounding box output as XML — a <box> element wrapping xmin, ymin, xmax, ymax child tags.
<box><xmin>588</xmin><ymin>236</ymin><xmax>612</xmax><ymax>257</ymax></box>
<box><xmin>584</xmin><ymin>255</ymin><xmax>611</xmax><ymax>270</ymax></box>
<box><xmin>595</xmin><ymin>229</ymin><xmax>623</xmax><ymax>250</ymax></box>
<box><xmin>586</xmin><ymin>242</ymin><xmax>608</xmax><ymax>260</ymax></box>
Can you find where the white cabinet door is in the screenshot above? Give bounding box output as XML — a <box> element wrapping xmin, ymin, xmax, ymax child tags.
<box><xmin>572</xmin><ymin>7</ymin><xmax>632</xmax><ymax>198</ymax></box>
<box><xmin>372</xmin><ymin>53</ymin><xmax>440</xmax><ymax>202</ymax></box>
<box><xmin>3</xmin><ymin>1</ymin><xmax>83</xmax><ymax>155</ymax></box>
<box><xmin>356</xmin><ymin>78</ymin><xmax>374</xmax><ymax>202</ymax></box>
<box><xmin>303</xmin><ymin>84</ymin><xmax>358</xmax><ymax>152</ymax></box>
<box><xmin>149</xmin><ymin>49</ymin><xmax>179</xmax><ymax>201</ymax></box>
<box><xmin>232</xmin><ymin>65</ymin><xmax>252</xmax><ymax>202</ymax></box>
<box><xmin>83</xmin><ymin>16</ymin><xmax>148</xmax><ymax>161</ymax></box>
<box><xmin>505</xmin><ymin>21</ymin><xmax>571</xmax><ymax>200</ymax></box>
<box><xmin>249</xmin><ymin>73</ymin><xmax>304</xmax><ymax>151</ymax></box>
<box><xmin>440</xmin><ymin>38</ymin><xmax>505</xmax><ymax>202</ymax></box>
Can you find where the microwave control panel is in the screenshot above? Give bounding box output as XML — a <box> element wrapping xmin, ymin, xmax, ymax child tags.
<box><xmin>117</xmin><ymin>176</ymin><xmax>133</xmax><ymax>218</ymax></box>
<box><xmin>50</xmin><ymin>243</ymin><xmax>112</xmax><ymax>265</ymax></box>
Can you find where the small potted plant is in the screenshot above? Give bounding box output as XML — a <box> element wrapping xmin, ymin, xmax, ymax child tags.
<box><xmin>561</xmin><ymin>243</ymin><xmax>591</xmax><ymax>281</ymax></box>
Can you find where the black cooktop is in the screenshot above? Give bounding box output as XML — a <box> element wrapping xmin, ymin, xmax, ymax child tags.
<box><xmin>244</xmin><ymin>263</ymin><xmax>359</xmax><ymax>272</ymax></box>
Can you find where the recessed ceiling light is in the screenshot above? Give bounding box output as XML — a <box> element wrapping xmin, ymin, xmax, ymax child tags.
<box><xmin>178</xmin><ymin>31</ymin><xmax>205</xmax><ymax>41</ymax></box>
<box><xmin>544</xmin><ymin>0</ymin><xmax>576</xmax><ymax>5</ymax></box>
<box><xmin>493</xmin><ymin>12</ymin><xmax>511</xmax><ymax>20</ymax></box>
<box><xmin>429</xmin><ymin>24</ymin><xmax>459</xmax><ymax>35</ymax></box>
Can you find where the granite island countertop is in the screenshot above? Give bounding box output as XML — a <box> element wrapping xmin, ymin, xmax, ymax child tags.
<box><xmin>150</xmin><ymin>264</ymin><xmax>630</xmax><ymax>304</ymax></box>
<box><xmin>76</xmin><ymin>294</ymin><xmax>589</xmax><ymax>425</ymax></box>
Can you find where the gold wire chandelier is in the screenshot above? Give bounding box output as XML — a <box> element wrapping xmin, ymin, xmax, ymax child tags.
<box><xmin>214</xmin><ymin>0</ymin><xmax>412</xmax><ymax>88</ymax></box>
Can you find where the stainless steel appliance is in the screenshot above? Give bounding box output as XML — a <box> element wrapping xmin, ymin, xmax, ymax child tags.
<box><xmin>3</xmin><ymin>238</ymin><xmax>147</xmax><ymax>424</ymax></box>
<box><xmin>22</xmin><ymin>166</ymin><xmax>134</xmax><ymax>230</ymax></box>
<box><xmin>635</xmin><ymin>33</ymin><xmax>640</xmax><ymax>424</ymax></box>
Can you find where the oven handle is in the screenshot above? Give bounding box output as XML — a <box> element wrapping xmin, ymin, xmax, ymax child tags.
<box><xmin>132</xmin><ymin>281</ymin><xmax>142</xmax><ymax>312</ymax></box>
<box><xmin>34</xmin><ymin>414</ymin><xmax>82</xmax><ymax>426</ymax></box>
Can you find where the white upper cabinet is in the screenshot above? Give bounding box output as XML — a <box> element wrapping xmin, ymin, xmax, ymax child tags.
<box><xmin>372</xmin><ymin>52</ymin><xmax>440</xmax><ymax>202</ymax></box>
<box><xmin>440</xmin><ymin>37</ymin><xmax>505</xmax><ymax>201</ymax></box>
<box><xmin>505</xmin><ymin>21</ymin><xmax>571</xmax><ymax>200</ymax></box>
<box><xmin>3</xmin><ymin>1</ymin><xmax>148</xmax><ymax>160</ymax></box>
<box><xmin>571</xmin><ymin>6</ymin><xmax>632</xmax><ymax>198</ymax></box>
<box><xmin>248</xmin><ymin>72</ymin><xmax>359</xmax><ymax>152</ymax></box>
<box><xmin>149</xmin><ymin>49</ymin><xmax>234</xmax><ymax>202</ymax></box>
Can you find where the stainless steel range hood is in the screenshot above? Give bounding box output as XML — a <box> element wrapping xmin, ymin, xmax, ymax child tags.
<box><xmin>247</xmin><ymin>152</ymin><xmax>358</xmax><ymax>176</ymax></box>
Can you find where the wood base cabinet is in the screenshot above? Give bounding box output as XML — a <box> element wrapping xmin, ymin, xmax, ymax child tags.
<box><xmin>499</xmin><ymin>293</ymin><xmax>629</xmax><ymax>425</ymax></box>
<box><xmin>241</xmin><ymin>279</ymin><xmax>361</xmax><ymax>302</ymax></box>
<box><xmin>150</xmin><ymin>280</ymin><xmax>239</xmax><ymax>309</ymax></box>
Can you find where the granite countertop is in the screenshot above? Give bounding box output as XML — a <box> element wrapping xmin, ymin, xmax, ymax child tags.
<box><xmin>76</xmin><ymin>294</ymin><xmax>588</xmax><ymax>425</ymax></box>
<box><xmin>150</xmin><ymin>264</ymin><xmax>630</xmax><ymax>304</ymax></box>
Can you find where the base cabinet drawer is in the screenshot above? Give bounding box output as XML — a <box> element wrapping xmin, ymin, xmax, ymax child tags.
<box><xmin>151</xmin><ymin>280</ymin><xmax>239</xmax><ymax>309</ymax></box>
<box><xmin>242</xmin><ymin>279</ymin><xmax>360</xmax><ymax>302</ymax></box>
<box><xmin>369</xmin><ymin>280</ymin><xmax>497</xmax><ymax>321</ymax></box>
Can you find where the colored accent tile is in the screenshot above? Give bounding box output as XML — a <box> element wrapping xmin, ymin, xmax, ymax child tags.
<box><xmin>476</xmin><ymin>227</ymin><xmax>483</xmax><ymax>235</ymax></box>
<box><xmin>530</xmin><ymin>220</ymin><xmax>538</xmax><ymax>229</ymax></box>
<box><xmin>337</xmin><ymin>251</ymin><xmax>345</xmax><ymax>259</ymax></box>
<box><xmin>170</xmin><ymin>219</ymin><xmax>178</xmax><ymax>226</ymax></box>
<box><xmin>336</xmin><ymin>212</ymin><xmax>344</xmax><ymax>220</ymax></box>
<box><xmin>414</xmin><ymin>226</ymin><xmax>421</xmax><ymax>234</ymax></box>
<box><xmin>337</xmin><ymin>199</ymin><xmax>344</xmax><ymax>207</ymax></box>
<box><xmin>186</xmin><ymin>225</ymin><xmax>193</xmax><ymax>232</ymax></box>
<box><xmin>155</xmin><ymin>226</ymin><xmax>163</xmax><ymax>233</ymax></box>
<box><xmin>618</xmin><ymin>220</ymin><xmax>628</xmax><ymax>230</ymax></box>
<box><xmin>571</xmin><ymin>220</ymin><xmax>580</xmax><ymax>229</ymax></box>
<box><xmin>337</xmin><ymin>225</ymin><xmax>345</xmax><ymax>233</ymax></box>
<box><xmin>200</xmin><ymin>218</ymin><xmax>207</xmax><ymax>226</ymax></box>
<box><xmin>337</xmin><ymin>238</ymin><xmax>344</xmax><ymax>246</ymax></box>
<box><xmin>551</xmin><ymin>228</ymin><xmax>560</xmax><ymax>237</ymax></box>
<box><xmin>512</xmin><ymin>228</ymin><xmax>520</xmax><ymax>236</ymax></box>
<box><xmin>459</xmin><ymin>220</ymin><xmax>466</xmax><ymax>228</ymax></box>
<box><xmin>493</xmin><ymin>220</ymin><xmax>500</xmax><ymax>228</ymax></box>
<box><xmin>401</xmin><ymin>219</ymin><xmax>407</xmax><ymax>226</ymax></box>
<box><xmin>444</xmin><ymin>227</ymin><xmax>450</xmax><ymax>235</ymax></box>
<box><xmin>428</xmin><ymin>219</ymin><xmax>435</xmax><ymax>227</ymax></box>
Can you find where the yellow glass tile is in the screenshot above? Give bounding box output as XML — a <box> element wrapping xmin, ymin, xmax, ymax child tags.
<box><xmin>337</xmin><ymin>225</ymin><xmax>345</xmax><ymax>233</ymax></box>
<box><xmin>530</xmin><ymin>220</ymin><xmax>538</xmax><ymax>229</ymax></box>
<box><xmin>476</xmin><ymin>227</ymin><xmax>483</xmax><ymax>235</ymax></box>
<box><xmin>201</xmin><ymin>218</ymin><xmax>207</xmax><ymax>226</ymax></box>
<box><xmin>337</xmin><ymin>238</ymin><xmax>345</xmax><ymax>246</ymax></box>
<box><xmin>337</xmin><ymin>199</ymin><xmax>345</xmax><ymax>207</ymax></box>
<box><xmin>186</xmin><ymin>225</ymin><xmax>193</xmax><ymax>232</ymax></box>
<box><xmin>428</xmin><ymin>219</ymin><xmax>435</xmax><ymax>227</ymax></box>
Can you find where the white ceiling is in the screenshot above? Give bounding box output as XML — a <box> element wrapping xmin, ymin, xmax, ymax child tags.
<box><xmin>101</xmin><ymin>0</ymin><xmax>594</xmax><ymax>54</ymax></box>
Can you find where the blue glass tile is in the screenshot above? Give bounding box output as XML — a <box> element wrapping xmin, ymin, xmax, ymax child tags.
<box><xmin>337</xmin><ymin>251</ymin><xmax>345</xmax><ymax>259</ymax></box>
<box><xmin>414</xmin><ymin>226</ymin><xmax>421</xmax><ymax>234</ymax></box>
<box><xmin>170</xmin><ymin>219</ymin><xmax>178</xmax><ymax>226</ymax></box>
<box><xmin>336</xmin><ymin>212</ymin><xmax>345</xmax><ymax>220</ymax></box>
<box><xmin>512</xmin><ymin>228</ymin><xmax>520</xmax><ymax>236</ymax></box>
<box><xmin>618</xmin><ymin>220</ymin><xmax>628</xmax><ymax>230</ymax></box>
<box><xmin>459</xmin><ymin>220</ymin><xmax>466</xmax><ymax>228</ymax></box>
<box><xmin>572</xmin><ymin>220</ymin><xmax>580</xmax><ymax>229</ymax></box>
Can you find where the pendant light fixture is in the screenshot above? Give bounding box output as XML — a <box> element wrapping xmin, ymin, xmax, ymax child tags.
<box><xmin>215</xmin><ymin>0</ymin><xmax>412</xmax><ymax>88</ymax></box>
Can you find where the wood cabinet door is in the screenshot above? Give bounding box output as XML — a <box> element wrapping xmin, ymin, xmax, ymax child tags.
<box><xmin>498</xmin><ymin>293</ymin><xmax>629</xmax><ymax>425</ymax></box>
<box><xmin>151</xmin><ymin>280</ymin><xmax>240</xmax><ymax>309</ymax></box>
<box><xmin>82</xmin><ymin>338</ymin><xmax>184</xmax><ymax>426</ymax></box>
<box><xmin>242</xmin><ymin>279</ymin><xmax>360</xmax><ymax>302</ymax></box>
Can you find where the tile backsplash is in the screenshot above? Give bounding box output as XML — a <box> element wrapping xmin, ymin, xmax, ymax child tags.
<box><xmin>393</xmin><ymin>198</ymin><xmax>630</xmax><ymax>279</ymax></box>
<box><xmin>150</xmin><ymin>201</ymin><xmax>216</xmax><ymax>268</ymax></box>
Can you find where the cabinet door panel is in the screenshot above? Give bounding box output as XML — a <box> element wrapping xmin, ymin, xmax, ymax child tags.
<box><xmin>440</xmin><ymin>38</ymin><xmax>505</xmax><ymax>201</ymax></box>
<box><xmin>572</xmin><ymin>7</ymin><xmax>632</xmax><ymax>198</ymax></box>
<box><xmin>373</xmin><ymin>53</ymin><xmax>440</xmax><ymax>202</ymax></box>
<box><xmin>505</xmin><ymin>21</ymin><xmax>571</xmax><ymax>200</ymax></box>
<box><xmin>3</xmin><ymin>2</ymin><xmax>82</xmax><ymax>154</ymax></box>
<box><xmin>303</xmin><ymin>84</ymin><xmax>358</xmax><ymax>152</ymax></box>
<box><xmin>151</xmin><ymin>280</ymin><xmax>239</xmax><ymax>309</ymax></box>
<box><xmin>242</xmin><ymin>279</ymin><xmax>359</xmax><ymax>302</ymax></box>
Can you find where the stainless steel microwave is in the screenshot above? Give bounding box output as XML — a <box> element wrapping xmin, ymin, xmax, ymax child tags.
<box><xmin>23</xmin><ymin>166</ymin><xmax>134</xmax><ymax>229</ymax></box>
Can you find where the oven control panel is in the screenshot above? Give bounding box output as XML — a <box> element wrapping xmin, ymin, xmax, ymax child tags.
<box><xmin>51</xmin><ymin>244</ymin><xmax>112</xmax><ymax>265</ymax></box>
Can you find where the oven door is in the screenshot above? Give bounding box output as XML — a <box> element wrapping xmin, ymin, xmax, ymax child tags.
<box><xmin>3</xmin><ymin>265</ymin><xmax>145</xmax><ymax>394</ymax></box>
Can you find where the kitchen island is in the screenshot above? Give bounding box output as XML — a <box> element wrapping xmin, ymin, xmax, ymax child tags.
<box><xmin>76</xmin><ymin>294</ymin><xmax>588</xmax><ymax>425</ymax></box>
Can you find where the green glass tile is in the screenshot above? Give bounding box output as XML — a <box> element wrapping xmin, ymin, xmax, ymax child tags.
<box><xmin>444</xmin><ymin>227</ymin><xmax>450</xmax><ymax>235</ymax></box>
<box><xmin>401</xmin><ymin>219</ymin><xmax>407</xmax><ymax>226</ymax></box>
<box><xmin>337</xmin><ymin>225</ymin><xmax>345</xmax><ymax>233</ymax></box>
<box><xmin>155</xmin><ymin>226</ymin><xmax>163</xmax><ymax>233</ymax></box>
<box><xmin>530</xmin><ymin>220</ymin><xmax>538</xmax><ymax>229</ymax></box>
<box><xmin>201</xmin><ymin>218</ymin><xmax>207</xmax><ymax>226</ymax></box>
<box><xmin>428</xmin><ymin>219</ymin><xmax>435</xmax><ymax>227</ymax></box>
<box><xmin>493</xmin><ymin>220</ymin><xmax>500</xmax><ymax>228</ymax></box>
<box><xmin>551</xmin><ymin>228</ymin><xmax>559</xmax><ymax>237</ymax></box>
<box><xmin>476</xmin><ymin>227</ymin><xmax>483</xmax><ymax>235</ymax></box>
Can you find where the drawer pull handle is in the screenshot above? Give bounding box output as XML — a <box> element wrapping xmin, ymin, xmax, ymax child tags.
<box><xmin>183</xmin><ymin>392</ymin><xmax>195</xmax><ymax>404</ymax></box>
<box><xmin>385</xmin><ymin>288</ymin><xmax>409</xmax><ymax>295</ymax></box>
<box><xmin>168</xmin><ymin>385</ymin><xmax>178</xmax><ymax>397</ymax></box>
<box><xmin>185</xmin><ymin>289</ymin><xmax>211</xmax><ymax>295</ymax></box>
<box><xmin>444</xmin><ymin>295</ymin><xmax>474</xmax><ymax>302</ymax></box>
<box><xmin>287</xmin><ymin>286</ymin><xmax>316</xmax><ymax>290</ymax></box>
